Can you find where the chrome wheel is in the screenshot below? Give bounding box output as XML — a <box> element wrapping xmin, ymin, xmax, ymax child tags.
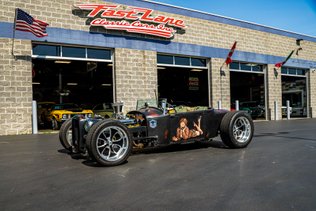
<box><xmin>233</xmin><ymin>116</ymin><xmax>251</xmax><ymax>143</ymax></box>
<box><xmin>66</xmin><ymin>127</ymin><xmax>72</xmax><ymax>146</ymax></box>
<box><xmin>96</xmin><ymin>126</ymin><xmax>129</xmax><ymax>162</ymax></box>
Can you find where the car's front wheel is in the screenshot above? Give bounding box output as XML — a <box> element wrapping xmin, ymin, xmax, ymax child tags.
<box><xmin>220</xmin><ymin>111</ymin><xmax>254</xmax><ymax>148</ymax></box>
<box><xmin>86</xmin><ymin>120</ymin><xmax>132</xmax><ymax>166</ymax></box>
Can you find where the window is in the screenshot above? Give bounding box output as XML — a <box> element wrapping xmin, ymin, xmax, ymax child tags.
<box><xmin>230</xmin><ymin>62</ymin><xmax>264</xmax><ymax>73</ymax></box>
<box><xmin>252</xmin><ymin>65</ymin><xmax>262</xmax><ymax>72</ymax></box>
<box><xmin>32</xmin><ymin>44</ymin><xmax>112</xmax><ymax>61</ymax></box>
<box><xmin>288</xmin><ymin>68</ymin><xmax>296</xmax><ymax>75</ymax></box>
<box><xmin>32</xmin><ymin>44</ymin><xmax>60</xmax><ymax>56</ymax></box>
<box><xmin>175</xmin><ymin>56</ymin><xmax>190</xmax><ymax>66</ymax></box>
<box><xmin>157</xmin><ymin>55</ymin><xmax>173</xmax><ymax>64</ymax></box>
<box><xmin>297</xmin><ymin>69</ymin><xmax>305</xmax><ymax>75</ymax></box>
<box><xmin>230</xmin><ymin>62</ymin><xmax>239</xmax><ymax>70</ymax></box>
<box><xmin>281</xmin><ymin>68</ymin><xmax>287</xmax><ymax>74</ymax></box>
<box><xmin>62</xmin><ymin>46</ymin><xmax>85</xmax><ymax>58</ymax></box>
<box><xmin>240</xmin><ymin>63</ymin><xmax>252</xmax><ymax>71</ymax></box>
<box><xmin>87</xmin><ymin>48</ymin><xmax>111</xmax><ymax>60</ymax></box>
<box><xmin>157</xmin><ymin>54</ymin><xmax>207</xmax><ymax>68</ymax></box>
<box><xmin>281</xmin><ymin>67</ymin><xmax>307</xmax><ymax>76</ymax></box>
<box><xmin>191</xmin><ymin>58</ymin><xmax>206</xmax><ymax>67</ymax></box>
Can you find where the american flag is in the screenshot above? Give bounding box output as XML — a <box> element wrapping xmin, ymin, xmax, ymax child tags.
<box><xmin>15</xmin><ymin>8</ymin><xmax>48</xmax><ymax>37</ymax></box>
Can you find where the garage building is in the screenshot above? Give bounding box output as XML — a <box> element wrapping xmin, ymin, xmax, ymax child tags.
<box><xmin>1</xmin><ymin>0</ymin><xmax>316</xmax><ymax>135</ymax></box>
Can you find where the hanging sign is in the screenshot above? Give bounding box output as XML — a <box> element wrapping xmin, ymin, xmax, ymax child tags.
<box><xmin>74</xmin><ymin>4</ymin><xmax>186</xmax><ymax>38</ymax></box>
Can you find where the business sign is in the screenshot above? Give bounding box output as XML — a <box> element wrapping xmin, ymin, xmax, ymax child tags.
<box><xmin>188</xmin><ymin>77</ymin><xmax>199</xmax><ymax>91</ymax></box>
<box><xmin>74</xmin><ymin>4</ymin><xmax>186</xmax><ymax>38</ymax></box>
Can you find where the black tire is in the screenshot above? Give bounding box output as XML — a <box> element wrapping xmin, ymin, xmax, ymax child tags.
<box><xmin>52</xmin><ymin>118</ymin><xmax>59</xmax><ymax>130</ymax></box>
<box><xmin>85</xmin><ymin>120</ymin><xmax>111</xmax><ymax>159</ymax></box>
<box><xmin>59</xmin><ymin>118</ymin><xmax>73</xmax><ymax>150</ymax></box>
<box><xmin>220</xmin><ymin>111</ymin><xmax>254</xmax><ymax>148</ymax></box>
<box><xmin>86</xmin><ymin>120</ymin><xmax>132</xmax><ymax>166</ymax></box>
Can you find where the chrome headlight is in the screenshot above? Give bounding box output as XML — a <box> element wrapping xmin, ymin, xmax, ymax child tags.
<box><xmin>83</xmin><ymin>120</ymin><xmax>94</xmax><ymax>132</ymax></box>
<box><xmin>87</xmin><ymin>113</ymin><xmax>93</xmax><ymax>118</ymax></box>
<box><xmin>62</xmin><ymin>114</ymin><xmax>68</xmax><ymax>119</ymax></box>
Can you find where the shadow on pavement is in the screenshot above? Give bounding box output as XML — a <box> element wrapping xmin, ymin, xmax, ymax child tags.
<box><xmin>57</xmin><ymin>140</ymin><xmax>229</xmax><ymax>167</ymax></box>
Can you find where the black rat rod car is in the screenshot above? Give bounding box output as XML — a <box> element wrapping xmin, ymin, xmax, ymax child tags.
<box><xmin>59</xmin><ymin>104</ymin><xmax>254</xmax><ymax>167</ymax></box>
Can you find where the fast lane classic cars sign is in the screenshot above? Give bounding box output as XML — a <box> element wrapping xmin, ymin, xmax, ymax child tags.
<box><xmin>74</xmin><ymin>4</ymin><xmax>186</xmax><ymax>38</ymax></box>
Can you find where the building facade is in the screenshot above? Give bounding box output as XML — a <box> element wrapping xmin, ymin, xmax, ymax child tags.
<box><xmin>1</xmin><ymin>0</ymin><xmax>316</xmax><ymax>136</ymax></box>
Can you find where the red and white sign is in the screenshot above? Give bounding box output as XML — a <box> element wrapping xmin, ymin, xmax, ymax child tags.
<box><xmin>74</xmin><ymin>4</ymin><xmax>186</xmax><ymax>38</ymax></box>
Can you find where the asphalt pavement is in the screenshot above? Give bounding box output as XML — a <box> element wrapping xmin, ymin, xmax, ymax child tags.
<box><xmin>0</xmin><ymin>118</ymin><xmax>316</xmax><ymax>211</ymax></box>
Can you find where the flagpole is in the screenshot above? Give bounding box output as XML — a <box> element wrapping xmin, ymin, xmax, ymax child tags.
<box><xmin>219</xmin><ymin>41</ymin><xmax>236</xmax><ymax>108</ymax></box>
<box><xmin>11</xmin><ymin>8</ymin><xmax>18</xmax><ymax>56</ymax></box>
<box><xmin>219</xmin><ymin>61</ymin><xmax>225</xmax><ymax>104</ymax></box>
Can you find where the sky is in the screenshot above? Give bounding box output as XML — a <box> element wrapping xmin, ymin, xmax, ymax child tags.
<box><xmin>147</xmin><ymin>0</ymin><xmax>316</xmax><ymax>37</ymax></box>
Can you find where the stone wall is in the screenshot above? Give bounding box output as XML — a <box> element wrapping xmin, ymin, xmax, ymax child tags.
<box><xmin>0</xmin><ymin>39</ymin><xmax>32</xmax><ymax>136</ymax></box>
<box><xmin>266</xmin><ymin>64</ymin><xmax>282</xmax><ymax>120</ymax></box>
<box><xmin>308</xmin><ymin>69</ymin><xmax>316</xmax><ymax>118</ymax></box>
<box><xmin>114</xmin><ymin>48</ymin><xmax>157</xmax><ymax>112</ymax></box>
<box><xmin>210</xmin><ymin>58</ymin><xmax>230</xmax><ymax>110</ymax></box>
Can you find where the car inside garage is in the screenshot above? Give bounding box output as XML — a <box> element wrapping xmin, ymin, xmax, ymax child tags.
<box><xmin>32</xmin><ymin>43</ymin><xmax>114</xmax><ymax>130</ymax></box>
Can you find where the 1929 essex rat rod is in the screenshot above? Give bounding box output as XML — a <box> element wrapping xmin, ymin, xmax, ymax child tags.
<box><xmin>59</xmin><ymin>101</ymin><xmax>254</xmax><ymax>167</ymax></box>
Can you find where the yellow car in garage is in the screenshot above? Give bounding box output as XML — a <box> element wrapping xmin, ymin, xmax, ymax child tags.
<box><xmin>49</xmin><ymin>103</ymin><xmax>93</xmax><ymax>130</ymax></box>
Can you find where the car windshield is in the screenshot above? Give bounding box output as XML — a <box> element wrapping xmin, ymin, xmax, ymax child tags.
<box><xmin>52</xmin><ymin>104</ymin><xmax>78</xmax><ymax>110</ymax></box>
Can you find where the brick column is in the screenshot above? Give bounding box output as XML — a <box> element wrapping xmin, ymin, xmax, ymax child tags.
<box><xmin>114</xmin><ymin>48</ymin><xmax>157</xmax><ymax>112</ymax></box>
<box><xmin>210</xmin><ymin>58</ymin><xmax>230</xmax><ymax>110</ymax></box>
<box><xmin>266</xmin><ymin>64</ymin><xmax>282</xmax><ymax>120</ymax></box>
<box><xmin>0</xmin><ymin>38</ymin><xmax>32</xmax><ymax>136</ymax></box>
<box><xmin>308</xmin><ymin>69</ymin><xmax>316</xmax><ymax>118</ymax></box>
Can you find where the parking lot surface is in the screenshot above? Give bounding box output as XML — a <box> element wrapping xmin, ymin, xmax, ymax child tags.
<box><xmin>0</xmin><ymin>119</ymin><xmax>316</xmax><ymax>210</ymax></box>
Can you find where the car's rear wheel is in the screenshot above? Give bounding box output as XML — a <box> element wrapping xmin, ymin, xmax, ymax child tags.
<box><xmin>86</xmin><ymin>120</ymin><xmax>132</xmax><ymax>166</ymax></box>
<box><xmin>59</xmin><ymin>118</ymin><xmax>73</xmax><ymax>150</ymax></box>
<box><xmin>220</xmin><ymin>111</ymin><xmax>254</xmax><ymax>148</ymax></box>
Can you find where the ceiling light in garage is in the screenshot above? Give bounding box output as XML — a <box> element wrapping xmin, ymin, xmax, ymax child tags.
<box><xmin>101</xmin><ymin>84</ymin><xmax>112</xmax><ymax>86</ymax></box>
<box><xmin>32</xmin><ymin>82</ymin><xmax>40</xmax><ymax>85</ymax></box>
<box><xmin>157</xmin><ymin>66</ymin><xmax>166</xmax><ymax>69</ymax></box>
<box><xmin>67</xmin><ymin>83</ymin><xmax>78</xmax><ymax>86</ymax></box>
<box><xmin>190</xmin><ymin>69</ymin><xmax>203</xmax><ymax>72</ymax></box>
<box><xmin>55</xmin><ymin>60</ymin><xmax>71</xmax><ymax>64</ymax></box>
<box><xmin>107</xmin><ymin>63</ymin><xmax>113</xmax><ymax>66</ymax></box>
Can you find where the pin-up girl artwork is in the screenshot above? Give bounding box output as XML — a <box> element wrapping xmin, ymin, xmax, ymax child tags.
<box><xmin>172</xmin><ymin>118</ymin><xmax>190</xmax><ymax>141</ymax></box>
<box><xmin>172</xmin><ymin>116</ymin><xmax>203</xmax><ymax>142</ymax></box>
